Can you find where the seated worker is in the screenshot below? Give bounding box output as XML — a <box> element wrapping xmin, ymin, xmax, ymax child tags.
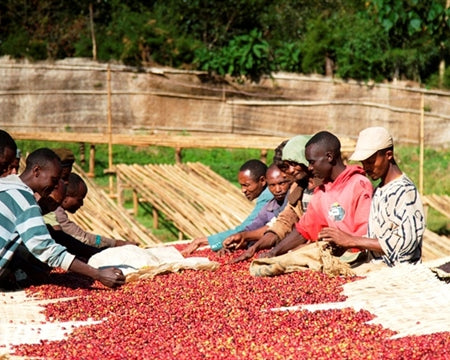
<box><xmin>39</xmin><ymin>178</ymin><xmax>102</xmax><ymax>261</ymax></box>
<box><xmin>49</xmin><ymin>173</ymin><xmax>137</xmax><ymax>248</ymax></box>
<box><xmin>0</xmin><ymin>147</ymin><xmax>124</xmax><ymax>289</ymax></box>
<box><xmin>225</xmin><ymin>135</ymin><xmax>315</xmax><ymax>255</ymax></box>
<box><xmin>234</xmin><ymin>131</ymin><xmax>373</xmax><ymax>262</ymax></box>
<box><xmin>181</xmin><ymin>159</ymin><xmax>272</xmax><ymax>255</ymax></box>
<box><xmin>319</xmin><ymin>126</ymin><xmax>425</xmax><ymax>266</ymax></box>
<box><xmin>222</xmin><ymin>163</ymin><xmax>292</xmax><ymax>251</ymax></box>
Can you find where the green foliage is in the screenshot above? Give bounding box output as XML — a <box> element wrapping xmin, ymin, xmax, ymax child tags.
<box><xmin>194</xmin><ymin>29</ymin><xmax>272</xmax><ymax>81</ymax></box>
<box><xmin>0</xmin><ymin>0</ymin><xmax>449</xmax><ymax>85</ymax></box>
<box><xmin>273</xmin><ymin>43</ymin><xmax>302</xmax><ymax>73</ymax></box>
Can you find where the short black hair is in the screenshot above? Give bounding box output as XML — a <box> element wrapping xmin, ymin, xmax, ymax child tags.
<box><xmin>306</xmin><ymin>131</ymin><xmax>341</xmax><ymax>158</ymax></box>
<box><xmin>24</xmin><ymin>148</ymin><xmax>60</xmax><ymax>172</ymax></box>
<box><xmin>240</xmin><ymin>159</ymin><xmax>267</xmax><ymax>181</ymax></box>
<box><xmin>0</xmin><ymin>129</ymin><xmax>17</xmax><ymax>155</ymax></box>
<box><xmin>66</xmin><ymin>172</ymin><xmax>87</xmax><ymax>197</ymax></box>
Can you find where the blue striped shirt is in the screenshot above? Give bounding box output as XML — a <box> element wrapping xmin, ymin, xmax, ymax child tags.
<box><xmin>0</xmin><ymin>175</ymin><xmax>75</xmax><ymax>274</ymax></box>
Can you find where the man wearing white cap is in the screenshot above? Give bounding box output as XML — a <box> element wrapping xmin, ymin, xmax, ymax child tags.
<box><xmin>319</xmin><ymin>126</ymin><xmax>425</xmax><ymax>266</ymax></box>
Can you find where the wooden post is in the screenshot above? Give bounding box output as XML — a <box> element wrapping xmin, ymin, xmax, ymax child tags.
<box><xmin>107</xmin><ymin>64</ymin><xmax>114</xmax><ymax>196</ymax></box>
<box><xmin>260</xmin><ymin>149</ymin><xmax>268</xmax><ymax>164</ymax></box>
<box><xmin>116</xmin><ymin>172</ymin><xmax>123</xmax><ymax>207</ymax></box>
<box><xmin>419</xmin><ymin>93</ymin><xmax>424</xmax><ymax>196</ymax></box>
<box><xmin>152</xmin><ymin>208</ymin><xmax>159</xmax><ymax>229</ymax></box>
<box><xmin>133</xmin><ymin>190</ymin><xmax>139</xmax><ymax>215</ymax></box>
<box><xmin>175</xmin><ymin>147</ymin><xmax>182</xmax><ymax>164</ymax></box>
<box><xmin>79</xmin><ymin>142</ymin><xmax>86</xmax><ymax>166</ymax></box>
<box><xmin>88</xmin><ymin>144</ymin><xmax>96</xmax><ymax>177</ymax></box>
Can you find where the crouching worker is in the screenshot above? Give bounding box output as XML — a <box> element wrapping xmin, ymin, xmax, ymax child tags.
<box><xmin>181</xmin><ymin>159</ymin><xmax>272</xmax><ymax>255</ymax></box>
<box><xmin>48</xmin><ymin>173</ymin><xmax>137</xmax><ymax>249</ymax></box>
<box><xmin>319</xmin><ymin>127</ymin><xmax>425</xmax><ymax>272</ymax></box>
<box><xmin>0</xmin><ymin>148</ymin><xmax>125</xmax><ymax>290</ymax></box>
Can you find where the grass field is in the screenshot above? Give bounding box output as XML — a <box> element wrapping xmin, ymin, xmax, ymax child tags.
<box><xmin>16</xmin><ymin>140</ymin><xmax>450</xmax><ymax>240</ymax></box>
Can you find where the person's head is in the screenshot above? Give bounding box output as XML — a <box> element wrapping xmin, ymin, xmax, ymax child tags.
<box><xmin>266</xmin><ymin>164</ymin><xmax>292</xmax><ymax>203</ymax></box>
<box><xmin>0</xmin><ymin>130</ymin><xmax>17</xmax><ymax>177</ymax></box>
<box><xmin>20</xmin><ymin>148</ymin><xmax>62</xmax><ymax>198</ymax></box>
<box><xmin>350</xmin><ymin>127</ymin><xmax>395</xmax><ymax>181</ymax></box>
<box><xmin>280</xmin><ymin>135</ymin><xmax>312</xmax><ymax>181</ymax></box>
<box><xmin>53</xmin><ymin>148</ymin><xmax>75</xmax><ymax>182</ymax></box>
<box><xmin>305</xmin><ymin>131</ymin><xmax>342</xmax><ymax>180</ymax></box>
<box><xmin>238</xmin><ymin>159</ymin><xmax>267</xmax><ymax>201</ymax></box>
<box><xmin>8</xmin><ymin>149</ymin><xmax>21</xmax><ymax>176</ymax></box>
<box><xmin>61</xmin><ymin>172</ymin><xmax>88</xmax><ymax>213</ymax></box>
<box><xmin>272</xmin><ymin>139</ymin><xmax>289</xmax><ymax>168</ymax></box>
<box><xmin>38</xmin><ymin>178</ymin><xmax>67</xmax><ymax>215</ymax></box>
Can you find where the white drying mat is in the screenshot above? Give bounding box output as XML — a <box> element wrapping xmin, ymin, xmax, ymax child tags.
<box><xmin>0</xmin><ymin>291</ymin><xmax>101</xmax><ymax>355</ymax></box>
<box><xmin>272</xmin><ymin>263</ymin><xmax>450</xmax><ymax>338</ymax></box>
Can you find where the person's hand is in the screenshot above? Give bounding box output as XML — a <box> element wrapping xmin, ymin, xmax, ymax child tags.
<box><xmin>216</xmin><ymin>248</ymin><xmax>231</xmax><ymax>257</ymax></box>
<box><xmin>256</xmin><ymin>249</ymin><xmax>276</xmax><ymax>259</ymax></box>
<box><xmin>114</xmin><ymin>239</ymin><xmax>139</xmax><ymax>247</ymax></box>
<box><xmin>223</xmin><ymin>233</ymin><xmax>246</xmax><ymax>251</ymax></box>
<box><xmin>319</xmin><ymin>227</ymin><xmax>353</xmax><ymax>248</ymax></box>
<box><xmin>230</xmin><ymin>246</ymin><xmax>256</xmax><ymax>264</ymax></box>
<box><xmin>96</xmin><ymin>267</ymin><xmax>126</xmax><ymax>288</ymax></box>
<box><xmin>181</xmin><ymin>237</ymin><xmax>207</xmax><ymax>256</ymax></box>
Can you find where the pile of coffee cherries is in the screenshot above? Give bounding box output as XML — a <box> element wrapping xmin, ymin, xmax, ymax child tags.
<box><xmin>13</xmin><ymin>247</ymin><xmax>450</xmax><ymax>359</ymax></box>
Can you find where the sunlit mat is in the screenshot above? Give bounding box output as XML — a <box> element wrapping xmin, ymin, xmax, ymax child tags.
<box><xmin>272</xmin><ymin>262</ymin><xmax>450</xmax><ymax>338</ymax></box>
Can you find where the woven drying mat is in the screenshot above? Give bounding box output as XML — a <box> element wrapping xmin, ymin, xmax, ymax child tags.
<box><xmin>424</xmin><ymin>256</ymin><xmax>450</xmax><ymax>280</ymax></box>
<box><xmin>272</xmin><ymin>263</ymin><xmax>450</xmax><ymax>338</ymax></box>
<box><xmin>0</xmin><ymin>291</ymin><xmax>97</xmax><ymax>355</ymax></box>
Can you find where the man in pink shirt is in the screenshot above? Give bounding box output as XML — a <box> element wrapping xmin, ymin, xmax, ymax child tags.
<box><xmin>240</xmin><ymin>130</ymin><xmax>373</xmax><ymax>260</ymax></box>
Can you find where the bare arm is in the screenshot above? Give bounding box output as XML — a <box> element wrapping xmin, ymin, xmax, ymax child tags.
<box><xmin>319</xmin><ymin>227</ymin><xmax>383</xmax><ymax>253</ymax></box>
<box><xmin>223</xmin><ymin>226</ymin><xmax>268</xmax><ymax>251</ymax></box>
<box><xmin>231</xmin><ymin>231</ymin><xmax>279</xmax><ymax>263</ymax></box>
<box><xmin>181</xmin><ymin>237</ymin><xmax>209</xmax><ymax>256</ymax></box>
<box><xmin>261</xmin><ymin>228</ymin><xmax>307</xmax><ymax>258</ymax></box>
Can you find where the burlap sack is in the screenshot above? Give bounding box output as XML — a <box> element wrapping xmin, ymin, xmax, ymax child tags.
<box><xmin>249</xmin><ymin>241</ymin><xmax>355</xmax><ymax>277</ymax></box>
<box><xmin>88</xmin><ymin>245</ymin><xmax>219</xmax><ymax>282</ymax></box>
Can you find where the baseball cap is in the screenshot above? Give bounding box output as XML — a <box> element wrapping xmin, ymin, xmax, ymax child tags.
<box><xmin>281</xmin><ymin>135</ymin><xmax>312</xmax><ymax>165</ymax></box>
<box><xmin>349</xmin><ymin>127</ymin><xmax>393</xmax><ymax>161</ymax></box>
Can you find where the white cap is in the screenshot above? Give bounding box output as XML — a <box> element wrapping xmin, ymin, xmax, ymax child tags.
<box><xmin>349</xmin><ymin>127</ymin><xmax>393</xmax><ymax>161</ymax></box>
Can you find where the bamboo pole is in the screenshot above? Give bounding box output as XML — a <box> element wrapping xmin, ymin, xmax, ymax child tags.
<box><xmin>88</xmin><ymin>144</ymin><xmax>95</xmax><ymax>177</ymax></box>
<box><xmin>419</xmin><ymin>93</ymin><xmax>424</xmax><ymax>196</ymax></box>
<box><xmin>107</xmin><ymin>64</ymin><xmax>114</xmax><ymax>196</ymax></box>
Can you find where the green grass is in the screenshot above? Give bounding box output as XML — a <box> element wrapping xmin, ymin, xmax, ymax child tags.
<box><xmin>16</xmin><ymin>140</ymin><xmax>449</xmax><ymax>239</ymax></box>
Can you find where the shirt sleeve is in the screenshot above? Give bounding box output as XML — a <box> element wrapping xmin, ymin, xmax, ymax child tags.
<box><xmin>378</xmin><ymin>185</ymin><xmax>425</xmax><ymax>266</ymax></box>
<box><xmin>54</xmin><ymin>206</ymin><xmax>116</xmax><ymax>248</ymax></box>
<box><xmin>207</xmin><ymin>187</ymin><xmax>272</xmax><ymax>251</ymax></box>
<box><xmin>17</xmin><ymin>206</ymin><xmax>75</xmax><ymax>270</ymax></box>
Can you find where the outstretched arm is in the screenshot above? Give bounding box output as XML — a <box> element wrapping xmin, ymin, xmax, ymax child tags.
<box><xmin>69</xmin><ymin>258</ymin><xmax>125</xmax><ymax>288</ymax></box>
<box><xmin>223</xmin><ymin>226</ymin><xmax>268</xmax><ymax>251</ymax></box>
<box><xmin>231</xmin><ymin>231</ymin><xmax>279</xmax><ymax>263</ymax></box>
<box><xmin>260</xmin><ymin>228</ymin><xmax>308</xmax><ymax>258</ymax></box>
<box><xmin>181</xmin><ymin>237</ymin><xmax>209</xmax><ymax>256</ymax></box>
